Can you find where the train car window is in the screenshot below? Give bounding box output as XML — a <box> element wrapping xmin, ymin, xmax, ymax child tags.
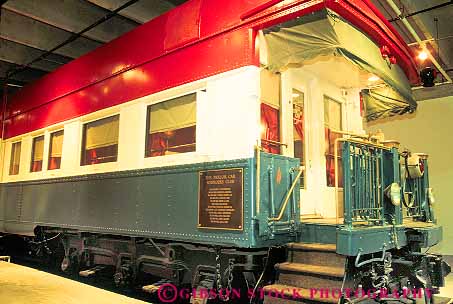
<box><xmin>81</xmin><ymin>115</ymin><xmax>119</xmax><ymax>166</ymax></box>
<box><xmin>146</xmin><ymin>93</ymin><xmax>196</xmax><ymax>157</ymax></box>
<box><xmin>30</xmin><ymin>136</ymin><xmax>45</xmax><ymax>172</ymax></box>
<box><xmin>9</xmin><ymin>141</ymin><xmax>21</xmax><ymax>175</ymax></box>
<box><xmin>48</xmin><ymin>130</ymin><xmax>64</xmax><ymax>170</ymax></box>
<box><xmin>260</xmin><ymin>69</ymin><xmax>281</xmax><ymax>154</ymax></box>
<box><xmin>292</xmin><ymin>89</ymin><xmax>305</xmax><ymax>188</ymax></box>
<box><xmin>324</xmin><ymin>96</ymin><xmax>343</xmax><ymax>187</ymax></box>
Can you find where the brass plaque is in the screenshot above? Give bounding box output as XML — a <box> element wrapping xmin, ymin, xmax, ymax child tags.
<box><xmin>198</xmin><ymin>168</ymin><xmax>243</xmax><ymax>231</ymax></box>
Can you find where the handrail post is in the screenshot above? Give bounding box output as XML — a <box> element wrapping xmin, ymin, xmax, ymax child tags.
<box><xmin>268</xmin><ymin>166</ymin><xmax>275</xmax><ymax>217</ymax></box>
<box><xmin>342</xmin><ymin>141</ymin><xmax>352</xmax><ymax>228</ymax></box>
<box><xmin>290</xmin><ymin>169</ymin><xmax>297</xmax><ymax>218</ymax></box>
<box><xmin>379</xmin><ymin>151</ymin><xmax>385</xmax><ymax>225</ymax></box>
<box><xmin>391</xmin><ymin>147</ymin><xmax>403</xmax><ymax>225</ymax></box>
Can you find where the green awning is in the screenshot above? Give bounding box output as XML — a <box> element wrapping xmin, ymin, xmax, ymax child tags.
<box><xmin>361</xmin><ymin>86</ymin><xmax>413</xmax><ymax>121</ymax></box>
<box><xmin>263</xmin><ymin>9</ymin><xmax>417</xmax><ymax>121</ymax></box>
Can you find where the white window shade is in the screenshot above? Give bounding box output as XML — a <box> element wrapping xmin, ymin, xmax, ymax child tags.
<box><xmin>260</xmin><ymin>69</ymin><xmax>280</xmax><ymax>108</ymax></box>
<box><xmin>50</xmin><ymin>131</ymin><xmax>64</xmax><ymax>157</ymax></box>
<box><xmin>85</xmin><ymin>115</ymin><xmax>119</xmax><ymax>150</ymax></box>
<box><xmin>32</xmin><ymin>137</ymin><xmax>44</xmax><ymax>161</ymax></box>
<box><xmin>149</xmin><ymin>93</ymin><xmax>196</xmax><ymax>134</ymax></box>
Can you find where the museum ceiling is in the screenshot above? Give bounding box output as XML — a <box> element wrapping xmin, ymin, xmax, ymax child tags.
<box><xmin>0</xmin><ymin>0</ymin><xmax>452</xmax><ymax>100</ymax></box>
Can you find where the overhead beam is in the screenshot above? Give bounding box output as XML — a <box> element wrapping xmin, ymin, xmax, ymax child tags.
<box><xmin>85</xmin><ymin>0</ymin><xmax>176</xmax><ymax>23</ymax></box>
<box><xmin>0</xmin><ymin>60</ymin><xmax>47</xmax><ymax>83</ymax></box>
<box><xmin>3</xmin><ymin>0</ymin><xmax>139</xmax><ymax>43</ymax></box>
<box><xmin>0</xmin><ymin>9</ymin><xmax>101</xmax><ymax>59</ymax></box>
<box><xmin>388</xmin><ymin>1</ymin><xmax>453</xmax><ymax>23</ymax></box>
<box><xmin>0</xmin><ymin>38</ymin><xmax>71</xmax><ymax>72</ymax></box>
<box><xmin>0</xmin><ymin>77</ymin><xmax>25</xmax><ymax>88</ymax></box>
<box><xmin>413</xmin><ymin>82</ymin><xmax>453</xmax><ymax>101</ymax></box>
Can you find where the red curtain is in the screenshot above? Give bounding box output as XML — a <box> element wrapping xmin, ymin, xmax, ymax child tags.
<box><xmin>89</xmin><ymin>149</ymin><xmax>99</xmax><ymax>165</ymax></box>
<box><xmin>325</xmin><ymin>128</ymin><xmax>343</xmax><ymax>187</ymax></box>
<box><xmin>31</xmin><ymin>161</ymin><xmax>42</xmax><ymax>172</ymax></box>
<box><xmin>293</xmin><ymin>113</ymin><xmax>304</xmax><ymax>141</ymax></box>
<box><xmin>48</xmin><ymin>157</ymin><xmax>61</xmax><ymax>170</ymax></box>
<box><xmin>260</xmin><ymin>103</ymin><xmax>280</xmax><ymax>154</ymax></box>
<box><xmin>83</xmin><ymin>146</ymin><xmax>120</xmax><ymax>165</ymax></box>
<box><xmin>148</xmin><ymin>133</ymin><xmax>167</xmax><ymax>157</ymax></box>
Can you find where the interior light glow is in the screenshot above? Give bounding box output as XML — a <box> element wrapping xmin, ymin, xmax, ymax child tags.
<box><xmin>368</xmin><ymin>75</ymin><xmax>380</xmax><ymax>82</ymax></box>
<box><xmin>418</xmin><ymin>51</ymin><xmax>429</xmax><ymax>61</ymax></box>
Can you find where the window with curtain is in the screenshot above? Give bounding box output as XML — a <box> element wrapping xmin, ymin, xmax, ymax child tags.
<box><xmin>146</xmin><ymin>93</ymin><xmax>196</xmax><ymax>157</ymax></box>
<box><xmin>9</xmin><ymin>141</ymin><xmax>21</xmax><ymax>175</ymax></box>
<box><xmin>48</xmin><ymin>130</ymin><xmax>64</xmax><ymax>170</ymax></box>
<box><xmin>260</xmin><ymin>69</ymin><xmax>281</xmax><ymax>154</ymax></box>
<box><xmin>324</xmin><ymin>96</ymin><xmax>343</xmax><ymax>187</ymax></box>
<box><xmin>30</xmin><ymin>136</ymin><xmax>44</xmax><ymax>172</ymax></box>
<box><xmin>81</xmin><ymin>115</ymin><xmax>119</xmax><ymax>166</ymax></box>
<box><xmin>292</xmin><ymin>89</ymin><xmax>305</xmax><ymax>188</ymax></box>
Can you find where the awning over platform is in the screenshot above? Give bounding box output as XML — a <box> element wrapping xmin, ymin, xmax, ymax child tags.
<box><xmin>263</xmin><ymin>9</ymin><xmax>417</xmax><ymax>121</ymax></box>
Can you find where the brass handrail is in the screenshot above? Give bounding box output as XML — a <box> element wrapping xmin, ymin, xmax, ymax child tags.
<box><xmin>260</xmin><ymin>139</ymin><xmax>288</xmax><ymax>147</ymax></box>
<box><xmin>268</xmin><ymin>166</ymin><xmax>304</xmax><ymax>222</ymax></box>
<box><xmin>256</xmin><ymin>145</ymin><xmax>261</xmax><ymax>214</ymax></box>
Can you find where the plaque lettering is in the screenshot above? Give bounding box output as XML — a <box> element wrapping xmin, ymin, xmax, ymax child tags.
<box><xmin>198</xmin><ymin>168</ymin><xmax>243</xmax><ymax>230</ymax></box>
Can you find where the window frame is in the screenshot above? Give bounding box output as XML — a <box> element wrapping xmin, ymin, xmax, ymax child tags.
<box><xmin>80</xmin><ymin>114</ymin><xmax>120</xmax><ymax>166</ymax></box>
<box><xmin>144</xmin><ymin>92</ymin><xmax>197</xmax><ymax>158</ymax></box>
<box><xmin>323</xmin><ymin>95</ymin><xmax>344</xmax><ymax>188</ymax></box>
<box><xmin>9</xmin><ymin>141</ymin><xmax>22</xmax><ymax>176</ymax></box>
<box><xmin>260</xmin><ymin>69</ymin><xmax>283</xmax><ymax>154</ymax></box>
<box><xmin>30</xmin><ymin>135</ymin><xmax>45</xmax><ymax>173</ymax></box>
<box><xmin>48</xmin><ymin>129</ymin><xmax>64</xmax><ymax>171</ymax></box>
<box><xmin>292</xmin><ymin>88</ymin><xmax>306</xmax><ymax>189</ymax></box>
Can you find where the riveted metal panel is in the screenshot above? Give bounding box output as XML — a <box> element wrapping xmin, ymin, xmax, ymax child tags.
<box><xmin>1</xmin><ymin>159</ymin><xmax>260</xmax><ymax>248</ymax></box>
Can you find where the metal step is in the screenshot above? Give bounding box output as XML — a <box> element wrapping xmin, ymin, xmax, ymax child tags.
<box><xmin>276</xmin><ymin>262</ymin><xmax>344</xmax><ymax>289</ymax></box>
<box><xmin>277</xmin><ymin>271</ymin><xmax>343</xmax><ymax>290</ymax></box>
<box><xmin>288</xmin><ymin>243</ymin><xmax>337</xmax><ymax>252</ymax></box>
<box><xmin>276</xmin><ymin>263</ymin><xmax>344</xmax><ymax>278</ymax></box>
<box><xmin>263</xmin><ymin>243</ymin><xmax>346</xmax><ymax>304</ymax></box>
<box><xmin>289</xmin><ymin>252</ymin><xmax>345</xmax><ymax>269</ymax></box>
<box><xmin>263</xmin><ymin>284</ymin><xmax>339</xmax><ymax>304</ymax></box>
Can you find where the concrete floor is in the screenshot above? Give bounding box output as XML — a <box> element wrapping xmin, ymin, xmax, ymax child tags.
<box><xmin>0</xmin><ymin>261</ymin><xmax>148</xmax><ymax>304</ymax></box>
<box><xmin>0</xmin><ymin>259</ymin><xmax>452</xmax><ymax>304</ymax></box>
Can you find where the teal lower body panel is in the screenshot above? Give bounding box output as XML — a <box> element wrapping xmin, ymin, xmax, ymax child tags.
<box><xmin>336</xmin><ymin>224</ymin><xmax>442</xmax><ymax>256</ymax></box>
<box><xmin>0</xmin><ymin>155</ymin><xmax>301</xmax><ymax>249</ymax></box>
<box><xmin>299</xmin><ymin>223</ymin><xmax>337</xmax><ymax>244</ymax></box>
<box><xmin>407</xmin><ymin>224</ymin><xmax>443</xmax><ymax>248</ymax></box>
<box><xmin>0</xmin><ymin>159</ymin><xmax>257</xmax><ymax>248</ymax></box>
<box><xmin>298</xmin><ymin>221</ymin><xmax>443</xmax><ymax>256</ymax></box>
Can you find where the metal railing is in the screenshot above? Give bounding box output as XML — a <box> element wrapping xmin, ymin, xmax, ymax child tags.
<box><xmin>342</xmin><ymin>140</ymin><xmax>387</xmax><ymax>227</ymax></box>
<box><xmin>341</xmin><ymin>138</ymin><xmax>433</xmax><ymax>228</ymax></box>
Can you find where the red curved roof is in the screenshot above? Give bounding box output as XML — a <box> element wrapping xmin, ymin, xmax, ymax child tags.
<box><xmin>2</xmin><ymin>0</ymin><xmax>418</xmax><ymax>139</ymax></box>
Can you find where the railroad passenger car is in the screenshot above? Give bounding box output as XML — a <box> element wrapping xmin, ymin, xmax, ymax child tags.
<box><xmin>0</xmin><ymin>0</ymin><xmax>450</xmax><ymax>303</ymax></box>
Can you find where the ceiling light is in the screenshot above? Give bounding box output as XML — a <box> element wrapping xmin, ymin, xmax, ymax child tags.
<box><xmin>418</xmin><ymin>51</ymin><xmax>429</xmax><ymax>61</ymax></box>
<box><xmin>368</xmin><ymin>75</ymin><xmax>380</xmax><ymax>82</ymax></box>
